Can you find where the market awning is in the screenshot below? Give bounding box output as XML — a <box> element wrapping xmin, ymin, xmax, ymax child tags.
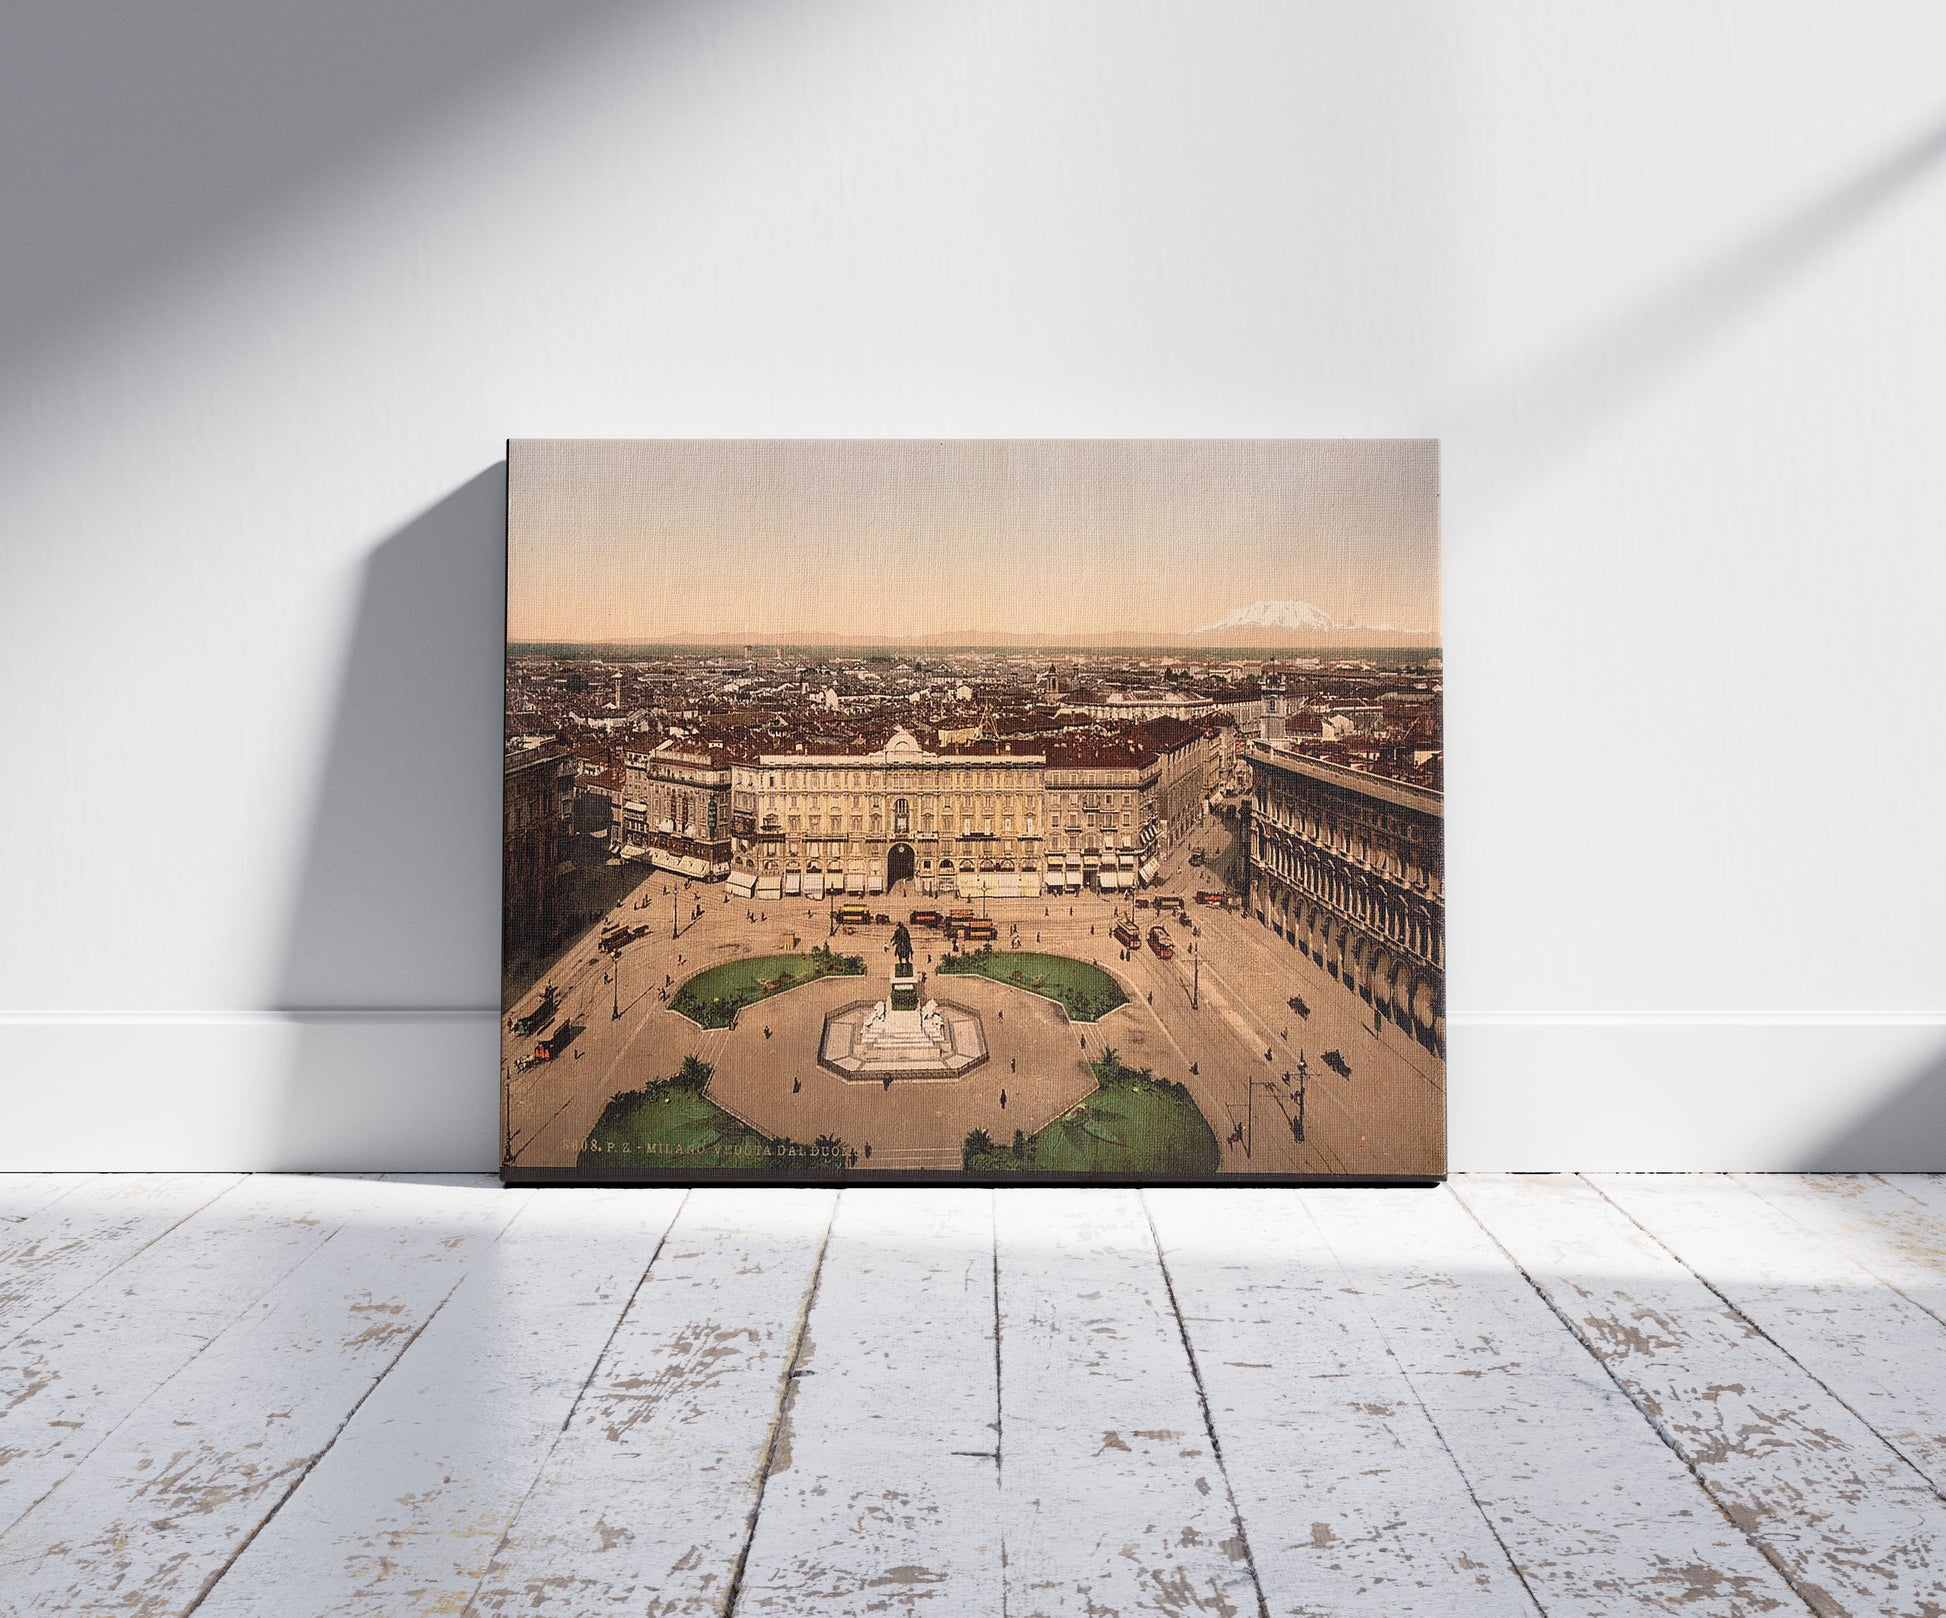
<box><xmin>728</xmin><ymin>872</ymin><xmax>756</xmax><ymax>896</ymax></box>
<box><xmin>1044</xmin><ymin>868</ymin><xmax>1067</xmax><ymax>889</ymax></box>
<box><xmin>1139</xmin><ymin>858</ymin><xmax>1159</xmax><ymax>883</ymax></box>
<box><xmin>804</xmin><ymin>875</ymin><xmax>826</xmax><ymax>898</ymax></box>
<box><xmin>784</xmin><ymin>872</ymin><xmax>802</xmax><ymax>895</ymax></box>
<box><xmin>847</xmin><ymin>873</ymin><xmax>866</xmax><ymax>895</ymax></box>
<box><xmin>756</xmin><ymin>877</ymin><xmax>782</xmax><ymax>899</ymax></box>
<box><xmin>1098</xmin><ymin>872</ymin><xmax>1120</xmax><ymax>891</ymax></box>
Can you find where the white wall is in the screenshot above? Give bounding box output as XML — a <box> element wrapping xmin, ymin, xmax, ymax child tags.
<box><xmin>4</xmin><ymin>1</ymin><xmax>1942</xmax><ymax>1171</ymax></box>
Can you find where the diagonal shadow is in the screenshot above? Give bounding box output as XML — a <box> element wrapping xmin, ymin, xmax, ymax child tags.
<box><xmin>0</xmin><ymin>0</ymin><xmax>651</xmax><ymax>376</ymax></box>
<box><xmin>1450</xmin><ymin>109</ymin><xmax>1946</xmax><ymax>514</ymax></box>
<box><xmin>1794</xmin><ymin>1042</ymin><xmax>1946</xmax><ymax>1172</ymax></box>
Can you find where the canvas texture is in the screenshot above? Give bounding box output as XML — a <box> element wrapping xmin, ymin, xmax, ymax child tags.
<box><xmin>502</xmin><ymin>440</ymin><xmax>1443</xmax><ymax>1183</ymax></box>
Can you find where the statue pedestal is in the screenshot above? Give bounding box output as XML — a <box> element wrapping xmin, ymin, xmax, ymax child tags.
<box><xmin>818</xmin><ymin>982</ymin><xmax>988</xmax><ymax>1083</ymax></box>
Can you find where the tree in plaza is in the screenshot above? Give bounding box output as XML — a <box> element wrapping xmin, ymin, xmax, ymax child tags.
<box><xmin>677</xmin><ymin>1053</ymin><xmax>713</xmax><ymax>1088</ymax></box>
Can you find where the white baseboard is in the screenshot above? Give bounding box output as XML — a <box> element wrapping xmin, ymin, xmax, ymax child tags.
<box><xmin>1449</xmin><ymin>1016</ymin><xmax>1946</xmax><ymax>1172</ymax></box>
<box><xmin>0</xmin><ymin>1013</ymin><xmax>498</xmax><ymax>1173</ymax></box>
<box><xmin>0</xmin><ymin>1013</ymin><xmax>1940</xmax><ymax>1172</ymax></box>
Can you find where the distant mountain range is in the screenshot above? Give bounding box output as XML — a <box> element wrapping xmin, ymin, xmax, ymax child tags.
<box><xmin>1192</xmin><ymin>599</ymin><xmax>1342</xmax><ymax>634</ymax></box>
<box><xmin>513</xmin><ymin>621</ymin><xmax>1441</xmax><ymax>655</ymax></box>
<box><xmin>1188</xmin><ymin>598</ymin><xmax>1431</xmax><ymax>641</ymax></box>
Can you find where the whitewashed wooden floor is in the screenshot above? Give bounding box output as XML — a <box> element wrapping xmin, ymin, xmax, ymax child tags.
<box><xmin>2</xmin><ymin>1176</ymin><xmax>1944</xmax><ymax>1616</ymax></box>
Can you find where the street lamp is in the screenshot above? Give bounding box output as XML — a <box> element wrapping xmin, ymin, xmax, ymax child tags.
<box><xmin>1244</xmin><ymin>1075</ymin><xmax>1279</xmax><ymax>1160</ymax></box>
<box><xmin>1191</xmin><ymin>941</ymin><xmax>1199</xmax><ymax>1011</ymax></box>
<box><xmin>1294</xmin><ymin>1052</ymin><xmax>1308</xmax><ymax>1142</ymax></box>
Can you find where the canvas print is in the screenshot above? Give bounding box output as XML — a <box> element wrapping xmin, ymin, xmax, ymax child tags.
<box><xmin>502</xmin><ymin>440</ymin><xmax>1443</xmax><ymax>1183</ymax></box>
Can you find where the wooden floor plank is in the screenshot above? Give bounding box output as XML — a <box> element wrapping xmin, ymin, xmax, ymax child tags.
<box><xmin>732</xmin><ymin>1188</ymin><xmax>1003</xmax><ymax>1615</ymax></box>
<box><xmin>1306</xmin><ymin>1187</ymin><xmax>1806</xmax><ymax>1616</ymax></box>
<box><xmin>0</xmin><ymin>1175</ymin><xmax>395</xmax><ymax>1537</ymax></box>
<box><xmin>1594</xmin><ymin>1173</ymin><xmax>1946</xmax><ymax>1500</ymax></box>
<box><xmin>464</xmin><ymin>1187</ymin><xmax>837</xmax><ymax>1616</ymax></box>
<box><xmin>0</xmin><ymin>1173</ymin><xmax>245</xmax><ymax>1348</ymax></box>
<box><xmin>994</xmin><ymin>1187</ymin><xmax>1260</xmax><ymax>1618</ymax></box>
<box><xmin>0</xmin><ymin>1174</ymin><xmax>96</xmax><ymax>1223</ymax></box>
<box><xmin>1146</xmin><ymin>1188</ymin><xmax>1539</xmax><ymax>1616</ymax></box>
<box><xmin>0</xmin><ymin>1176</ymin><xmax>526</xmax><ymax>1616</ymax></box>
<box><xmin>1458</xmin><ymin>1173</ymin><xmax>1946</xmax><ymax>1617</ymax></box>
<box><xmin>1733</xmin><ymin>1175</ymin><xmax>1946</xmax><ymax>1323</ymax></box>
<box><xmin>189</xmin><ymin>1185</ymin><xmax>687</xmax><ymax>1617</ymax></box>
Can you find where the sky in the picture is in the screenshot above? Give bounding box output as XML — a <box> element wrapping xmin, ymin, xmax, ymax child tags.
<box><xmin>506</xmin><ymin>439</ymin><xmax>1440</xmax><ymax>644</ymax></box>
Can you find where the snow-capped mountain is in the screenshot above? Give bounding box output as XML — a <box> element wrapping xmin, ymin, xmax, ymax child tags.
<box><xmin>1191</xmin><ymin>599</ymin><xmax>1342</xmax><ymax>635</ymax></box>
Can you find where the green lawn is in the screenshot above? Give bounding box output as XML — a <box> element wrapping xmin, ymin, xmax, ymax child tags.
<box><xmin>936</xmin><ymin>950</ymin><xmax>1127</xmax><ymax>1022</ymax></box>
<box><xmin>963</xmin><ymin>1057</ymin><xmax>1220</xmax><ymax>1176</ymax></box>
<box><xmin>578</xmin><ymin>1059</ymin><xmax>846</xmax><ymax>1171</ymax></box>
<box><xmin>668</xmin><ymin>947</ymin><xmax>864</xmax><ymax>1029</ymax></box>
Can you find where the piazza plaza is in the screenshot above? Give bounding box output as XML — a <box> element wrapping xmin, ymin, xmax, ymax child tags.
<box><xmin>503</xmin><ymin>646</ymin><xmax>1444</xmax><ymax>1179</ymax></box>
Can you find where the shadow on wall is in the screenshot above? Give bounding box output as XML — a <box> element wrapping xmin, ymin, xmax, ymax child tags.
<box><xmin>273</xmin><ymin>465</ymin><xmax>507</xmax><ymax>1170</ymax></box>
<box><xmin>1449</xmin><ymin>110</ymin><xmax>1946</xmax><ymax>517</ymax></box>
<box><xmin>1796</xmin><ymin>1045</ymin><xmax>1946</xmax><ymax>1173</ymax></box>
<box><xmin>0</xmin><ymin>2</ymin><xmax>643</xmax><ymax>376</ymax></box>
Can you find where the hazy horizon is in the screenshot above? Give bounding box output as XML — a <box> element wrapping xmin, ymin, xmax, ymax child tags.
<box><xmin>507</xmin><ymin>440</ymin><xmax>1440</xmax><ymax>644</ymax></box>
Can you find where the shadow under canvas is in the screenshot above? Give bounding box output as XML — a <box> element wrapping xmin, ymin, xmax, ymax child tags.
<box><xmin>271</xmin><ymin>465</ymin><xmax>507</xmax><ymax>1171</ymax></box>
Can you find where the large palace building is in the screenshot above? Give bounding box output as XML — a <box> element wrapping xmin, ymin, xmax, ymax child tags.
<box><xmin>725</xmin><ymin>727</ymin><xmax>1165</xmax><ymax>901</ymax></box>
<box><xmin>1244</xmin><ymin>741</ymin><xmax>1445</xmax><ymax>1056</ymax></box>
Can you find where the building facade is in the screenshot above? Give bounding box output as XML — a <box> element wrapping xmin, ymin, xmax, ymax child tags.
<box><xmin>1042</xmin><ymin>742</ymin><xmax>1159</xmax><ymax>892</ymax></box>
<box><xmin>1138</xmin><ymin>718</ymin><xmax>1213</xmax><ymax>854</ymax></box>
<box><xmin>503</xmin><ymin>744</ymin><xmax>574</xmax><ymax>957</ymax></box>
<box><xmin>616</xmin><ymin>742</ymin><xmax>735</xmax><ymax>879</ymax></box>
<box><xmin>1061</xmin><ymin>688</ymin><xmax>1215</xmax><ymax>724</ymax></box>
<box><xmin>726</xmin><ymin>727</ymin><xmax>1164</xmax><ymax>900</ymax></box>
<box><xmin>1244</xmin><ymin>742</ymin><xmax>1445</xmax><ymax>1056</ymax></box>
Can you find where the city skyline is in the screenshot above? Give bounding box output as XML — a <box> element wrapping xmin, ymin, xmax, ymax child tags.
<box><xmin>507</xmin><ymin>439</ymin><xmax>1440</xmax><ymax>645</ymax></box>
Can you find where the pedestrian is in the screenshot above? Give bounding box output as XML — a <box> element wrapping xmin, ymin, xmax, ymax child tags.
<box><xmin>1000</xmin><ymin>1089</ymin><xmax>1007</xmax><ymax>1109</ymax></box>
<box><xmin>1010</xmin><ymin>1056</ymin><xmax>1016</xmax><ymax>1073</ymax></box>
<box><xmin>864</xmin><ymin>1142</ymin><xmax>872</xmax><ymax>1161</ymax></box>
<box><xmin>792</xmin><ymin>1077</ymin><xmax>801</xmax><ymax>1093</ymax></box>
